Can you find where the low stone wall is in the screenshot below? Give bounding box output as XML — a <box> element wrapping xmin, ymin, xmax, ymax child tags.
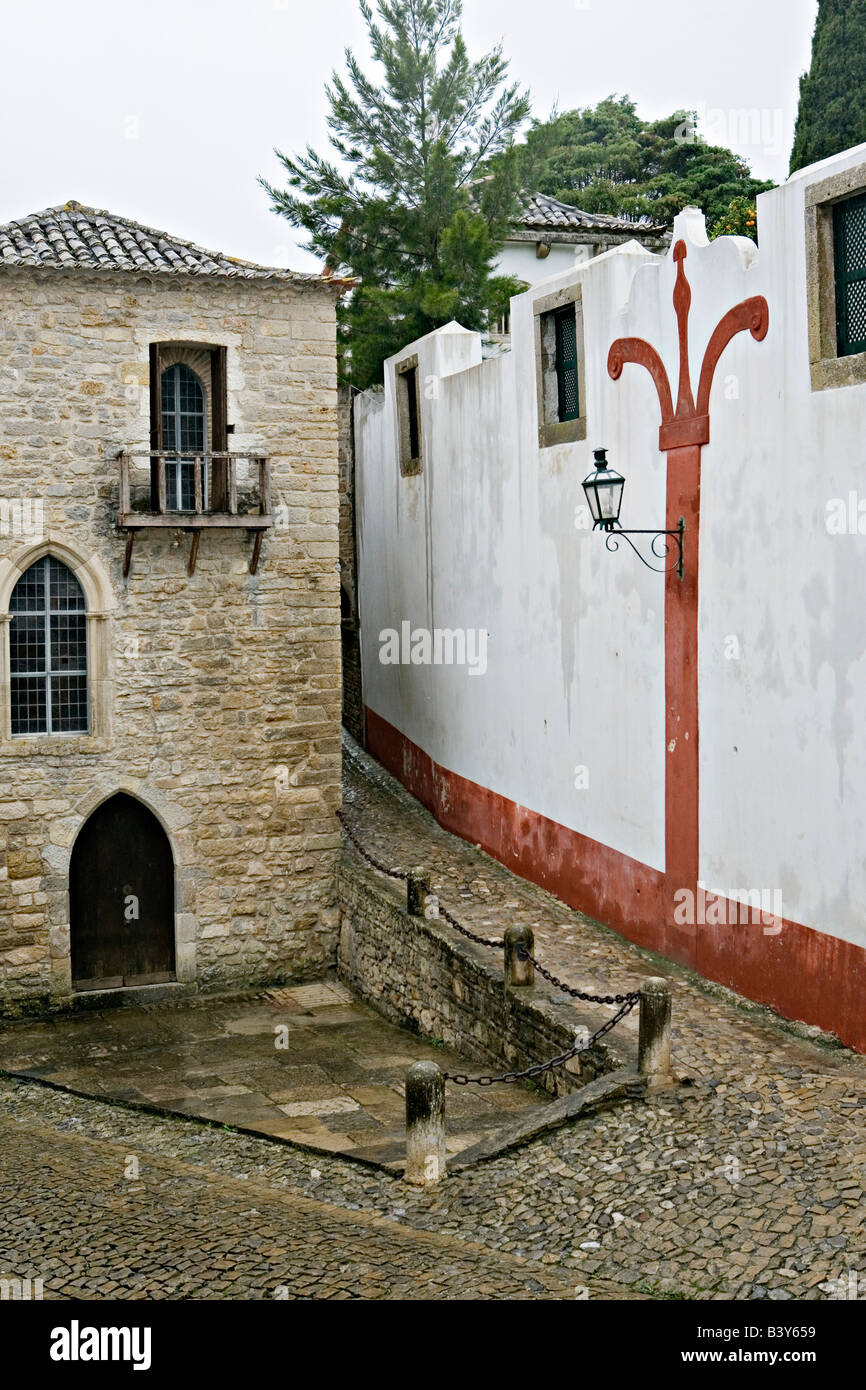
<box><xmin>338</xmin><ymin>853</ymin><xmax>635</xmax><ymax>1097</ymax></box>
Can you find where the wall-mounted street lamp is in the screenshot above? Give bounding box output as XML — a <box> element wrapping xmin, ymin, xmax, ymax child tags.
<box><xmin>581</xmin><ymin>447</ymin><xmax>685</xmax><ymax>579</ymax></box>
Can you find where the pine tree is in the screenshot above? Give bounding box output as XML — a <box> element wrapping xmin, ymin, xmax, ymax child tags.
<box><xmin>261</xmin><ymin>0</ymin><xmax>531</xmax><ymax>388</ymax></box>
<box><xmin>790</xmin><ymin>0</ymin><xmax>866</xmax><ymax>173</ymax></box>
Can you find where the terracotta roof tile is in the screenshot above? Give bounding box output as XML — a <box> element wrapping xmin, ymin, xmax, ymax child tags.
<box><xmin>515</xmin><ymin>192</ymin><xmax>667</xmax><ymax>237</ymax></box>
<box><xmin>0</xmin><ymin>201</ymin><xmax>331</xmax><ymax>282</ymax></box>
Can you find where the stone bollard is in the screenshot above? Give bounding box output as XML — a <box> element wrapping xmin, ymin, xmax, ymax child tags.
<box><xmin>638</xmin><ymin>977</ymin><xmax>672</xmax><ymax>1086</ymax></box>
<box><xmin>407</xmin><ymin>867</ymin><xmax>438</xmax><ymax>919</ymax></box>
<box><xmin>503</xmin><ymin>923</ymin><xmax>535</xmax><ymax>987</ymax></box>
<box><xmin>404</xmin><ymin>1060</ymin><xmax>446</xmax><ymax>1185</ymax></box>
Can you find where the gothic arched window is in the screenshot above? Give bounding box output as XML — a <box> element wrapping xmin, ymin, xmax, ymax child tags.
<box><xmin>161</xmin><ymin>362</ymin><xmax>207</xmax><ymax>511</ymax></box>
<box><xmin>9</xmin><ymin>556</ymin><xmax>88</xmax><ymax>735</ymax></box>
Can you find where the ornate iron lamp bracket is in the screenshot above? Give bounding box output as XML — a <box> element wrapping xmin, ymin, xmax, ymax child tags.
<box><xmin>600</xmin><ymin>517</ymin><xmax>685</xmax><ymax>579</ymax></box>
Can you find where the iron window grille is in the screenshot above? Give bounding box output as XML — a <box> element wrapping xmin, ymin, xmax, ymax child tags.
<box><xmin>834</xmin><ymin>191</ymin><xmax>866</xmax><ymax>357</ymax></box>
<box><xmin>554</xmin><ymin>305</ymin><xmax>580</xmax><ymax>421</ymax></box>
<box><xmin>161</xmin><ymin>363</ymin><xmax>208</xmax><ymax>510</ymax></box>
<box><xmin>10</xmin><ymin>556</ymin><xmax>88</xmax><ymax>735</ymax></box>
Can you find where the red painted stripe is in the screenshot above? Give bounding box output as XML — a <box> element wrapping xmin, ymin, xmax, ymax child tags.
<box><xmin>365</xmin><ymin>706</ymin><xmax>866</xmax><ymax>1054</ymax></box>
<box><xmin>664</xmin><ymin>442</ymin><xmax>701</xmax><ymax>965</ymax></box>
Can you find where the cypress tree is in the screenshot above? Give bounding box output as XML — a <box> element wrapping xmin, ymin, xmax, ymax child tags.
<box><xmin>790</xmin><ymin>0</ymin><xmax>866</xmax><ymax>173</ymax></box>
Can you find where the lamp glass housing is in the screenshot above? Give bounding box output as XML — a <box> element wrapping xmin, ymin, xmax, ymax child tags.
<box><xmin>582</xmin><ymin>448</ymin><xmax>625</xmax><ymax>529</ymax></box>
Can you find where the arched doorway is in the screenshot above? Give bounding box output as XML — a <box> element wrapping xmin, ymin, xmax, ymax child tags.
<box><xmin>70</xmin><ymin>793</ymin><xmax>176</xmax><ymax>990</ymax></box>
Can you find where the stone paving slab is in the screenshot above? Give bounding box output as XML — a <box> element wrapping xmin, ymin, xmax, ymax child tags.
<box><xmin>0</xmin><ymin>978</ymin><xmax>548</xmax><ymax>1167</ymax></box>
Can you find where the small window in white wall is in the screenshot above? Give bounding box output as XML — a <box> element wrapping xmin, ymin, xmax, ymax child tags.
<box><xmin>833</xmin><ymin>192</ymin><xmax>866</xmax><ymax>357</ymax></box>
<box><xmin>533</xmin><ymin>283</ymin><xmax>587</xmax><ymax>449</ymax></box>
<box><xmin>396</xmin><ymin>356</ymin><xmax>422</xmax><ymax>476</ymax></box>
<box><xmin>805</xmin><ymin>160</ymin><xmax>866</xmax><ymax>390</ymax></box>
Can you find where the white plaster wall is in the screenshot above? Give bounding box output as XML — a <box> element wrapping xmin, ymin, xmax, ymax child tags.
<box><xmin>356</xmin><ymin>144</ymin><xmax>866</xmax><ymax>953</ymax></box>
<box><xmin>699</xmin><ymin>145</ymin><xmax>866</xmax><ymax>950</ymax></box>
<box><xmin>493</xmin><ymin>241</ymin><xmax>594</xmax><ymax>288</ymax></box>
<box><xmin>358</xmin><ymin>254</ymin><xmax>666</xmax><ymax>872</ymax></box>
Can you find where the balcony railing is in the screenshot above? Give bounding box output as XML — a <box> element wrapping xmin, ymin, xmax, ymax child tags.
<box><xmin>117</xmin><ymin>451</ymin><xmax>273</xmax><ymax>576</ymax></box>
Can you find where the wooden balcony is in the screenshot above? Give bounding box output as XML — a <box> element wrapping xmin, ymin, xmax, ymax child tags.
<box><xmin>117</xmin><ymin>451</ymin><xmax>273</xmax><ymax>576</ymax></box>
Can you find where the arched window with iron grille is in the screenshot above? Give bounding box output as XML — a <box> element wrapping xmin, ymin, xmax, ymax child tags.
<box><xmin>9</xmin><ymin>556</ymin><xmax>88</xmax><ymax>735</ymax></box>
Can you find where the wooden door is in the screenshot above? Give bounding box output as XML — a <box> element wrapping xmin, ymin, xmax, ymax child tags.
<box><xmin>70</xmin><ymin>793</ymin><xmax>175</xmax><ymax>990</ymax></box>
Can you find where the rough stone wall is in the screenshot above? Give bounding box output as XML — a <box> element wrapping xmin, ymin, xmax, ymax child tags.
<box><xmin>338</xmin><ymin>381</ymin><xmax>363</xmax><ymax>742</ymax></box>
<box><xmin>0</xmin><ymin>266</ymin><xmax>343</xmax><ymax>1011</ymax></box>
<box><xmin>337</xmin><ymin>855</ymin><xmax>632</xmax><ymax>1096</ymax></box>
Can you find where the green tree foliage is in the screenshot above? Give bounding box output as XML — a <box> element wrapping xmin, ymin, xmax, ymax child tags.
<box><xmin>790</xmin><ymin>0</ymin><xmax>866</xmax><ymax>173</ymax></box>
<box><xmin>261</xmin><ymin>0</ymin><xmax>532</xmax><ymax>387</ymax></box>
<box><xmin>524</xmin><ymin>96</ymin><xmax>773</xmax><ymax>231</ymax></box>
<box><xmin>709</xmin><ymin>196</ymin><xmax>759</xmax><ymax>243</ymax></box>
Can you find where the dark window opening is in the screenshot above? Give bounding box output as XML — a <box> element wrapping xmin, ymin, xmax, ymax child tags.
<box><xmin>149</xmin><ymin>344</ymin><xmax>229</xmax><ymax>510</ymax></box>
<box><xmin>397</xmin><ymin>364</ymin><xmax>422</xmax><ymax>475</ymax></box>
<box><xmin>10</xmin><ymin>556</ymin><xmax>88</xmax><ymax>736</ymax></box>
<box><xmin>554</xmin><ymin>305</ymin><xmax>579</xmax><ymax>421</ymax></box>
<box><xmin>160</xmin><ymin>363</ymin><xmax>207</xmax><ymax>511</ymax></box>
<box><xmin>404</xmin><ymin>367</ymin><xmax>420</xmax><ymax>460</ymax></box>
<box><xmin>834</xmin><ymin>191</ymin><xmax>866</xmax><ymax>357</ymax></box>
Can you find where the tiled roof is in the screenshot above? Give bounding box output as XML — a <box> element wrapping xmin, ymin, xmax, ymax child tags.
<box><xmin>514</xmin><ymin>192</ymin><xmax>667</xmax><ymax>237</ymax></box>
<box><xmin>0</xmin><ymin>201</ymin><xmax>334</xmax><ymax>282</ymax></box>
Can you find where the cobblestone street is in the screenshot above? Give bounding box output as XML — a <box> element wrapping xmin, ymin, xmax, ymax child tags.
<box><xmin>1</xmin><ymin>741</ymin><xmax>865</xmax><ymax>1301</ymax></box>
<box><xmin>0</xmin><ymin>1094</ymin><xmax>600</xmax><ymax>1300</ymax></box>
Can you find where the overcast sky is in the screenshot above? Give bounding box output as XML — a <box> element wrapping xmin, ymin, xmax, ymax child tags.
<box><xmin>0</xmin><ymin>0</ymin><xmax>818</xmax><ymax>273</ymax></box>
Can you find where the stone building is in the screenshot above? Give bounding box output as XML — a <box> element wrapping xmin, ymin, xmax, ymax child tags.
<box><xmin>0</xmin><ymin>201</ymin><xmax>345</xmax><ymax>1012</ymax></box>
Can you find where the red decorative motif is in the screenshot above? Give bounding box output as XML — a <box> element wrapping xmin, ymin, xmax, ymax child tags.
<box><xmin>607</xmin><ymin>239</ymin><xmax>769</xmax><ymax>450</ymax></box>
<box><xmin>607</xmin><ymin>237</ymin><xmax>770</xmax><ymax>943</ymax></box>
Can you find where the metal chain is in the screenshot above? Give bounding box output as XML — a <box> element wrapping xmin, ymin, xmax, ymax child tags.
<box><xmin>337</xmin><ymin>812</ymin><xmax>640</xmax><ymax>1085</ymax></box>
<box><xmin>336</xmin><ymin>809</ymin><xmax>409</xmax><ymax>882</ymax></box>
<box><xmin>338</xmin><ymin>811</ymin><xmax>502</xmax><ymax>950</ymax></box>
<box><xmin>519</xmin><ymin>947</ymin><xmax>640</xmax><ymax>1007</ymax></box>
<box><xmin>443</xmin><ymin>997</ymin><xmax>638</xmax><ymax>1085</ymax></box>
<box><xmin>337</xmin><ymin>811</ymin><xmax>638</xmax><ymax>1004</ymax></box>
<box><xmin>429</xmin><ymin>896</ymin><xmax>504</xmax><ymax>952</ymax></box>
